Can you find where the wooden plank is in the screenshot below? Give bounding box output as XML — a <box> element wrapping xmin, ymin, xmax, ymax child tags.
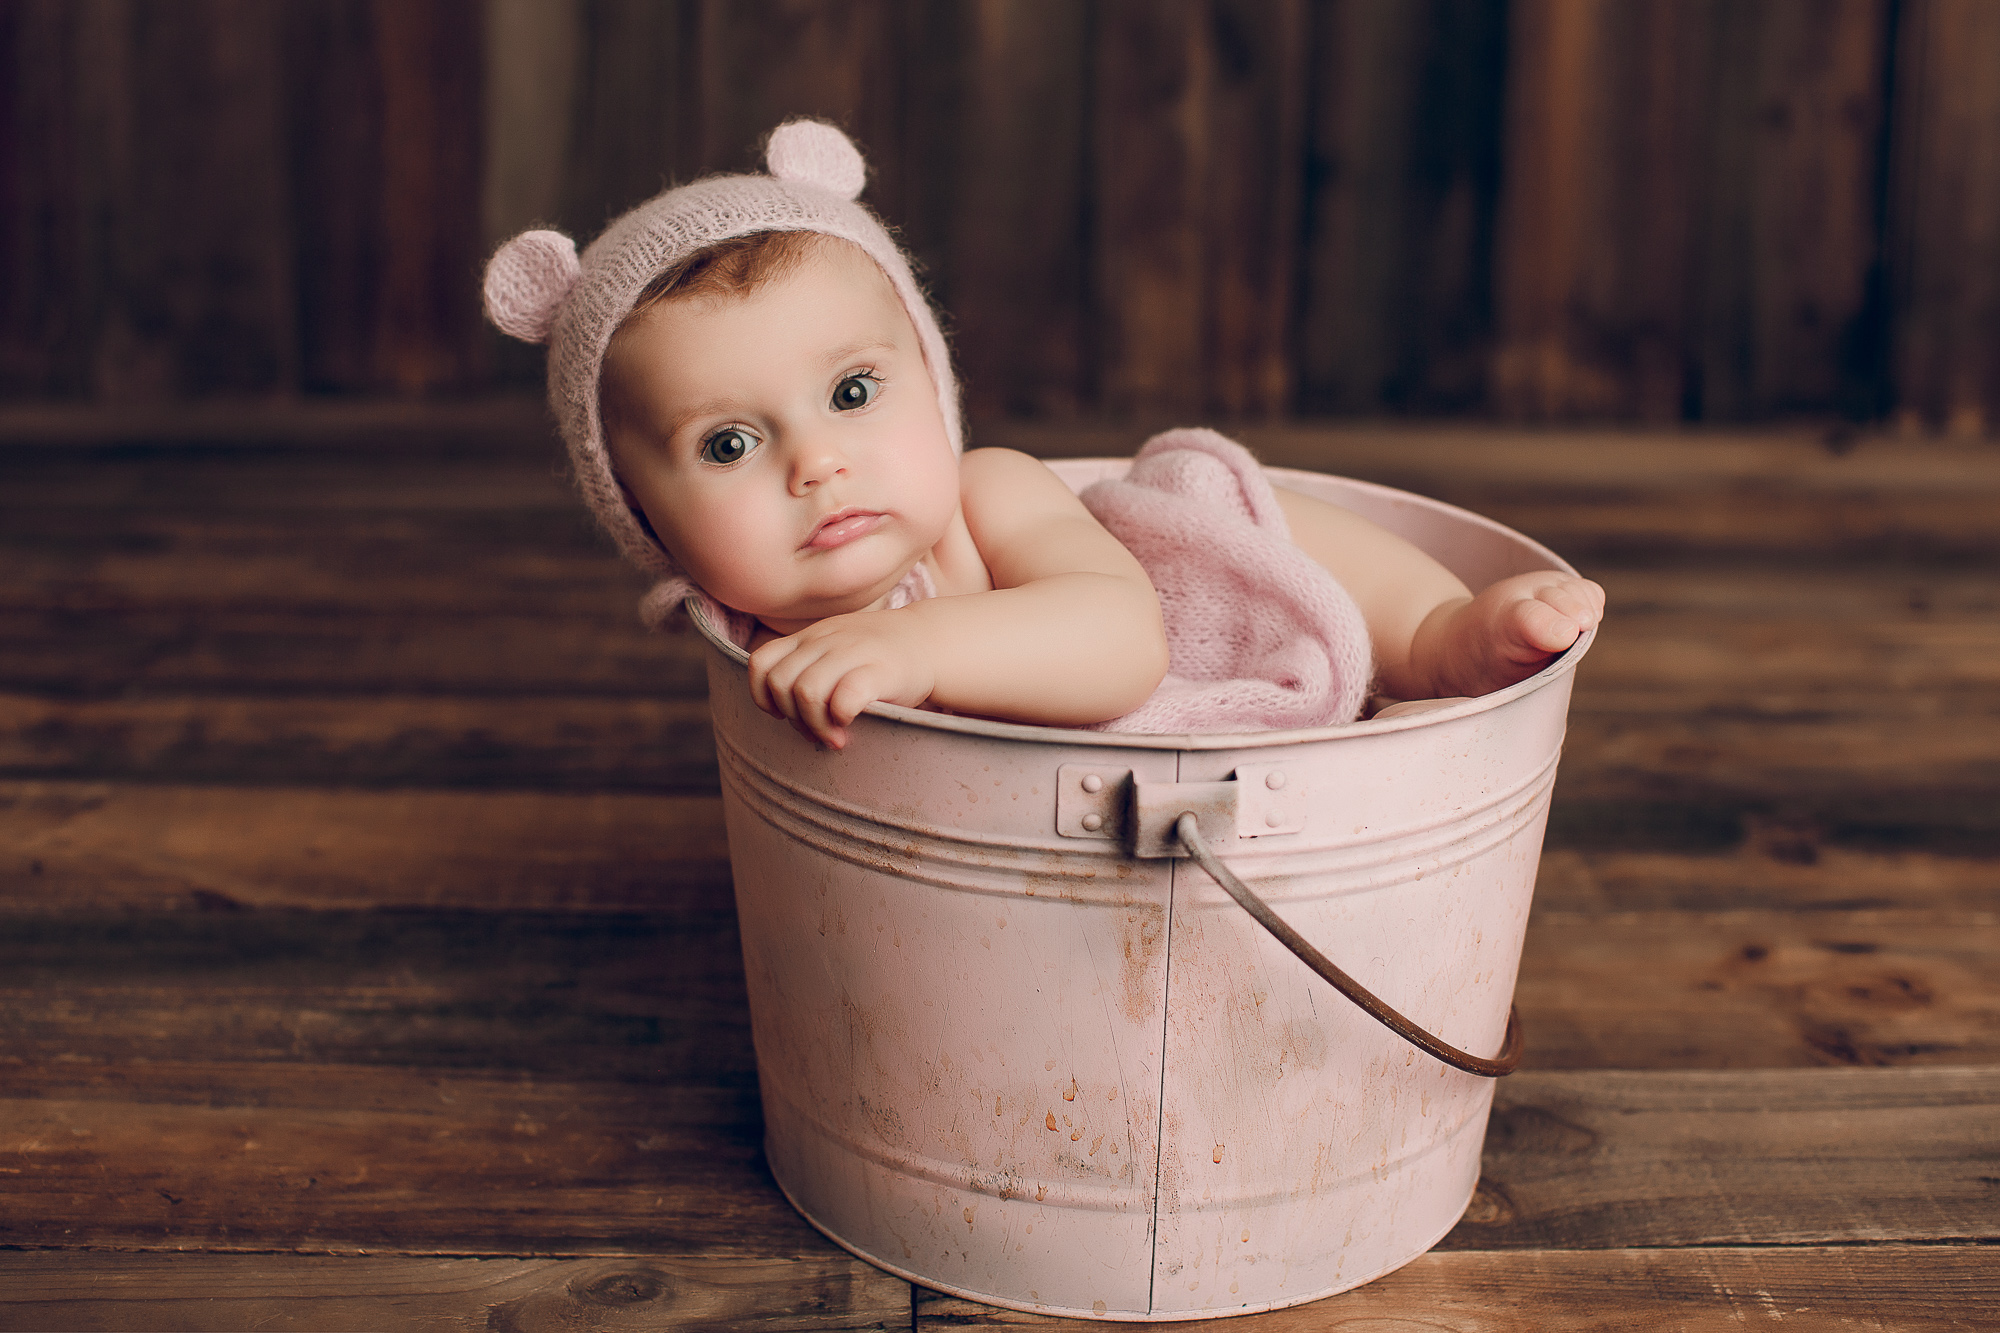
<box><xmin>1689</xmin><ymin>0</ymin><xmax>1893</xmax><ymax>421</ymax></box>
<box><xmin>1744</xmin><ymin>0</ymin><xmax>1892</xmax><ymax>419</ymax></box>
<box><xmin>556</xmin><ymin>0</ymin><xmax>689</xmax><ymax>237</ymax></box>
<box><xmin>1296</xmin><ymin>0</ymin><xmax>1508</xmax><ymax>413</ymax></box>
<box><xmin>1515</xmin><ymin>912</ymin><xmax>2000</xmax><ymax>1068</ymax></box>
<box><xmin>1556</xmin><ymin>698</ymin><xmax>2000</xmax><ymax>810</ymax></box>
<box><xmin>9</xmin><ymin>533</ymin><xmax>1996</xmax><ymax>670</ymax></box>
<box><xmin>0</xmin><ymin>394</ymin><xmax>553</xmax><ymax>447</ymax></box>
<box><xmin>0</xmin><ymin>1252</ymin><xmax>909</xmax><ymax>1333</ymax></box>
<box><xmin>10</xmin><ymin>423</ymin><xmax>1999</xmax><ymax>511</ymax></box>
<box><xmin>691</xmin><ymin>0</ymin><xmax>907</xmax><ymax>204</ymax></box>
<box><xmin>10</xmin><ymin>685</ymin><xmax>2000</xmax><ymax>810</ymax></box>
<box><xmin>914</xmin><ymin>1243</ymin><xmax>1999</xmax><ymax>1329</ymax></box>
<box><xmin>1887</xmin><ymin>0</ymin><xmax>2000</xmax><ymax>437</ymax></box>
<box><xmin>4</xmin><ymin>818</ymin><xmax>1995</xmax><ymax>1073</ymax></box>
<box><xmin>0</xmin><ymin>919</ymin><xmax>750</xmax><ymax>1076</ymax></box>
<box><xmin>0</xmin><ymin>1252</ymin><xmax>908</xmax><ymax>1333</ymax></box>
<box><xmin>2</xmin><ymin>1244</ymin><xmax>1993</xmax><ymax>1333</ymax></box>
<box><xmin>0</xmin><ymin>1</ymin><xmax>88</xmax><ymax>397</ymax></box>
<box><xmin>0</xmin><ymin>1070</ymin><xmax>809</xmax><ymax>1257</ymax></box>
<box><xmin>480</xmin><ymin>0</ymin><xmax>581</xmax><ymax>249</ymax></box>
<box><xmin>1534</xmin><ymin>840</ymin><xmax>2000</xmax><ymax>916</ymax></box>
<box><xmin>0</xmin><ymin>781</ymin><xmax>730</xmax><ymax>912</ymax></box>
<box><xmin>1489</xmin><ymin>0</ymin><xmax>1703</xmax><ymax>420</ymax></box>
<box><xmin>0</xmin><ymin>692</ymin><xmax>717</xmax><ymax>790</ymax></box>
<box><xmin>0</xmin><ymin>906</ymin><xmax>751</xmax><ymax>1077</ymax></box>
<box><xmin>369</xmin><ymin>0</ymin><xmax>487</xmax><ymax>394</ymax></box>
<box><xmin>282</xmin><ymin>0</ymin><xmax>383</xmax><ymax>393</ymax></box>
<box><xmin>0</xmin><ymin>519</ymin><xmax>649</xmax><ymax>614</ymax></box>
<box><xmin>0</xmin><ymin>1064</ymin><xmax>1989</xmax><ymax>1264</ymax></box>
<box><xmin>0</xmin><ymin>609</ymin><xmax>707</xmax><ymax>698</ymax></box>
<box><xmin>1448</xmin><ymin>1066</ymin><xmax>2000</xmax><ymax>1249</ymax></box>
<box><xmin>945</xmin><ymin>0</ymin><xmax>1090</xmax><ymax>419</ymax></box>
<box><xmin>1090</xmin><ymin>0</ymin><xmax>1205</xmax><ymax>418</ymax></box>
<box><xmin>1199</xmin><ymin>0</ymin><xmax>1308</xmax><ymax>418</ymax></box>
<box><xmin>86</xmin><ymin>0</ymin><xmax>297</xmax><ymax>399</ymax></box>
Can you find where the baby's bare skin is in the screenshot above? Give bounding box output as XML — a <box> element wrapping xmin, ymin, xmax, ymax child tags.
<box><xmin>602</xmin><ymin>235</ymin><xmax>1603</xmax><ymax>746</ymax></box>
<box><xmin>1272</xmin><ymin>487</ymin><xmax>1604</xmax><ymax>701</ymax></box>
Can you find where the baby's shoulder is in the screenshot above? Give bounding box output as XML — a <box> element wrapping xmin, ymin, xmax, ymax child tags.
<box><xmin>958</xmin><ymin>447</ymin><xmax>1074</xmax><ymax>517</ymax></box>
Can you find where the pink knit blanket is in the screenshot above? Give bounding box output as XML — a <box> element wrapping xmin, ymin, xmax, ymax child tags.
<box><xmin>1079</xmin><ymin>429</ymin><xmax>1373</xmax><ymax>733</ymax></box>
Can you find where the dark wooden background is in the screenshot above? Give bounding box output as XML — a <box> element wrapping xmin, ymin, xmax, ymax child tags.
<box><xmin>4</xmin><ymin>0</ymin><xmax>1998</xmax><ymax>431</ymax></box>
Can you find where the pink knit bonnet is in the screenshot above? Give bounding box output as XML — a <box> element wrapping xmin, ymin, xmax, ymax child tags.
<box><xmin>481</xmin><ymin>120</ymin><xmax>963</xmax><ymax>626</ymax></box>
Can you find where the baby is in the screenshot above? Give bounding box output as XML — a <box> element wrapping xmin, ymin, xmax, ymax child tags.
<box><xmin>485</xmin><ymin>121</ymin><xmax>1601</xmax><ymax>749</ymax></box>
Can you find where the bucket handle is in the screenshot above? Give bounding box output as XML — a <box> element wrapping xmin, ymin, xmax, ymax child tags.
<box><xmin>1172</xmin><ymin>812</ymin><xmax>1523</xmax><ymax>1078</ymax></box>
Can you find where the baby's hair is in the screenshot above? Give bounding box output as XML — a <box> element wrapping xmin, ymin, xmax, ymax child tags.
<box><xmin>626</xmin><ymin>229</ymin><xmax>824</xmax><ymax>321</ymax></box>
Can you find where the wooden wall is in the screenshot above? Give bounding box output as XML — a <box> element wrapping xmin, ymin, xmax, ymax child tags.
<box><xmin>2</xmin><ymin>0</ymin><xmax>1997</xmax><ymax>428</ymax></box>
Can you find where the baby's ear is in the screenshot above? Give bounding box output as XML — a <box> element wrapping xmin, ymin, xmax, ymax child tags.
<box><xmin>483</xmin><ymin>229</ymin><xmax>582</xmax><ymax>344</ymax></box>
<box><xmin>765</xmin><ymin>120</ymin><xmax>867</xmax><ymax>200</ymax></box>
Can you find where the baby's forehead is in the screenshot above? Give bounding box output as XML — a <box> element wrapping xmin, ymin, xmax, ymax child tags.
<box><xmin>633</xmin><ymin>236</ymin><xmax>906</xmax><ymax>341</ymax></box>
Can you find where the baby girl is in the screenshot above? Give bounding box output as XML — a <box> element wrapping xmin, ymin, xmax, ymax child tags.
<box><xmin>484</xmin><ymin>121</ymin><xmax>1601</xmax><ymax>749</ymax></box>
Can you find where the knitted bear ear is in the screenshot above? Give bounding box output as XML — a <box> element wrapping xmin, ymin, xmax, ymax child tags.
<box><xmin>765</xmin><ymin>119</ymin><xmax>867</xmax><ymax>200</ymax></box>
<box><xmin>483</xmin><ymin>230</ymin><xmax>582</xmax><ymax>344</ymax></box>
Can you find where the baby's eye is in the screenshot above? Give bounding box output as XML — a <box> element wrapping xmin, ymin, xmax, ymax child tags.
<box><xmin>830</xmin><ymin>373</ymin><xmax>879</xmax><ymax>412</ymax></box>
<box><xmin>701</xmin><ymin>427</ymin><xmax>760</xmax><ymax>465</ymax></box>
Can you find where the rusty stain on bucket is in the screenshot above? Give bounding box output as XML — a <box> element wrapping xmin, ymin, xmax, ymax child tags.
<box><xmin>696</xmin><ymin>461</ymin><xmax>1591</xmax><ymax>1321</ymax></box>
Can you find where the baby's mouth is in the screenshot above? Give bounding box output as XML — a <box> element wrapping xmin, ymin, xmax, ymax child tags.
<box><xmin>804</xmin><ymin>507</ymin><xmax>885</xmax><ymax>551</ymax></box>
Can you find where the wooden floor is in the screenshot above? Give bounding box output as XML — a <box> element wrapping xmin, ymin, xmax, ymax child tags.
<box><xmin>2</xmin><ymin>407</ymin><xmax>1995</xmax><ymax>1330</ymax></box>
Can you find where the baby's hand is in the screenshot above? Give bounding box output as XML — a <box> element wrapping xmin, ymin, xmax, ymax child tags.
<box><xmin>747</xmin><ymin>610</ymin><xmax>938</xmax><ymax>750</ymax></box>
<box><xmin>1423</xmin><ymin>571</ymin><xmax>1605</xmax><ymax>699</ymax></box>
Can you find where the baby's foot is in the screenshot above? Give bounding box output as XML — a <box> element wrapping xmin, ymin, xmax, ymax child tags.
<box><xmin>1426</xmin><ymin>571</ymin><xmax>1605</xmax><ymax>698</ymax></box>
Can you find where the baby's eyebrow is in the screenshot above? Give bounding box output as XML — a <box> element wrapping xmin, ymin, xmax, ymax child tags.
<box><xmin>659</xmin><ymin>399</ymin><xmax>742</xmax><ymax>436</ymax></box>
<box><xmin>822</xmin><ymin>338</ymin><xmax>898</xmax><ymax>365</ymax></box>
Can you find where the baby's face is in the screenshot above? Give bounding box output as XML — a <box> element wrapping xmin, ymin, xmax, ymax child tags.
<box><xmin>601</xmin><ymin>238</ymin><xmax>959</xmax><ymax>632</ymax></box>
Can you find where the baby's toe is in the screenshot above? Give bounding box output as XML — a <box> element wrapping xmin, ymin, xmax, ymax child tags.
<box><xmin>1514</xmin><ymin>597</ymin><xmax>1583</xmax><ymax>653</ymax></box>
<box><xmin>1538</xmin><ymin>581</ymin><xmax>1600</xmax><ymax>629</ymax></box>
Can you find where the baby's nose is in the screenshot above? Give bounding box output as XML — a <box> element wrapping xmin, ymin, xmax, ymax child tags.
<box><xmin>788</xmin><ymin>437</ymin><xmax>851</xmax><ymax>493</ymax></box>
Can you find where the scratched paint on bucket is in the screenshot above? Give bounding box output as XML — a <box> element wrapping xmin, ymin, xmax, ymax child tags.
<box><xmin>697</xmin><ymin>462</ymin><xmax>1589</xmax><ymax>1320</ymax></box>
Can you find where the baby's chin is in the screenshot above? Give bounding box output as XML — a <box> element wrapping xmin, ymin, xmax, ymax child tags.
<box><xmin>736</xmin><ymin>571</ymin><xmax>918</xmax><ymax>634</ymax></box>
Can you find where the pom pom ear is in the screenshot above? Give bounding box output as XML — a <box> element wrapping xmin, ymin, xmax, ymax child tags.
<box><xmin>765</xmin><ymin>119</ymin><xmax>866</xmax><ymax>200</ymax></box>
<box><xmin>483</xmin><ymin>230</ymin><xmax>581</xmax><ymax>344</ymax></box>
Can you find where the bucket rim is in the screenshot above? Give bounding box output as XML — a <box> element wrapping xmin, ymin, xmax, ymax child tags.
<box><xmin>688</xmin><ymin>461</ymin><xmax>1593</xmax><ymax>752</ymax></box>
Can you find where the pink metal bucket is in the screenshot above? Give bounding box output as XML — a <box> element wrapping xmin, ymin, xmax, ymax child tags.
<box><xmin>693</xmin><ymin>462</ymin><xmax>1592</xmax><ymax>1320</ymax></box>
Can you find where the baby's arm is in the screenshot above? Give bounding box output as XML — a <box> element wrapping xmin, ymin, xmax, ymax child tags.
<box><xmin>750</xmin><ymin>448</ymin><xmax>1168</xmax><ymax>747</ymax></box>
<box><xmin>1272</xmin><ymin>487</ymin><xmax>1603</xmax><ymax>701</ymax></box>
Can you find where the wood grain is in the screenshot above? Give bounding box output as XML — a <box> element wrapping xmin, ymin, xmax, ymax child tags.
<box><xmin>1489</xmin><ymin>0</ymin><xmax>1702</xmax><ymax>420</ymax></box>
<box><xmin>1888</xmin><ymin>0</ymin><xmax>2000</xmax><ymax>436</ymax></box>
<box><xmin>1516</xmin><ymin>913</ymin><xmax>2000</xmax><ymax>1068</ymax></box>
<box><xmin>87</xmin><ymin>0</ymin><xmax>296</xmax><ymax>400</ymax></box>
<box><xmin>0</xmin><ymin>1244</ymin><xmax>1989</xmax><ymax>1332</ymax></box>
<box><xmin>0</xmin><ymin>609</ymin><xmax>706</xmax><ymax>698</ymax></box>
<box><xmin>1296</xmin><ymin>0</ymin><xmax>1507</xmax><ymax>414</ymax></box>
<box><xmin>945</xmin><ymin>0</ymin><xmax>1090</xmax><ymax>419</ymax></box>
<box><xmin>0</xmin><ymin>0</ymin><xmax>87</xmax><ymax>397</ymax></box>
<box><xmin>1091</xmin><ymin>0</ymin><xmax>1206</xmax><ymax>418</ymax></box>
<box><xmin>1</xmin><ymin>419</ymin><xmax>1994</xmax><ymax>1322</ymax></box>
<box><xmin>914</xmin><ymin>1243</ymin><xmax>1999</xmax><ymax>1329</ymax></box>
<box><xmin>0</xmin><ymin>782</ymin><xmax>731</xmax><ymax>912</ymax></box>
<box><xmin>0</xmin><ymin>1252</ymin><xmax>910</xmax><ymax>1333</ymax></box>
<box><xmin>0</xmin><ymin>1064</ymin><xmax>1987</xmax><ymax>1269</ymax></box>
<box><xmin>0</xmin><ymin>692</ymin><xmax>718</xmax><ymax>790</ymax></box>
<box><xmin>283</xmin><ymin>0</ymin><xmax>384</xmax><ymax>394</ymax></box>
<box><xmin>369</xmin><ymin>0</ymin><xmax>487</xmax><ymax>394</ymax></box>
<box><xmin>1449</xmin><ymin>1066</ymin><xmax>2000</xmax><ymax>1249</ymax></box>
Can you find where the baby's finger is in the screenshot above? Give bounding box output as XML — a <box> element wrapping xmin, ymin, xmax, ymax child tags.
<box><xmin>747</xmin><ymin>637</ymin><xmax>802</xmax><ymax>718</ymax></box>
